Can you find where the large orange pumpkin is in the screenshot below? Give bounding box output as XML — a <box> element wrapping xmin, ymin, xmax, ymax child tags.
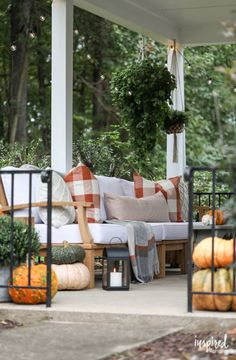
<box><xmin>192</xmin><ymin>237</ymin><xmax>234</xmax><ymax>268</ymax></box>
<box><xmin>9</xmin><ymin>264</ymin><xmax>58</xmax><ymax>304</ymax></box>
<box><xmin>208</xmin><ymin>209</ymin><xmax>224</xmax><ymax>225</ymax></box>
<box><xmin>192</xmin><ymin>268</ymin><xmax>235</xmax><ymax>311</ymax></box>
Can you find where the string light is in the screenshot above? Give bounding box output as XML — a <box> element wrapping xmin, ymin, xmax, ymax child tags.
<box><xmin>29</xmin><ymin>31</ymin><xmax>36</xmax><ymax>39</ymax></box>
<box><xmin>10</xmin><ymin>44</ymin><xmax>16</xmax><ymax>52</ymax></box>
<box><xmin>39</xmin><ymin>15</ymin><xmax>45</xmax><ymax>22</ymax></box>
<box><xmin>128</xmin><ymin>90</ymin><xmax>132</xmax><ymax>96</ymax></box>
<box><xmin>74</xmin><ymin>29</ymin><xmax>79</xmax><ymax>35</ymax></box>
<box><xmin>234</xmin><ymin>88</ymin><xmax>236</xmax><ymax>93</ymax></box>
<box><xmin>100</xmin><ymin>74</ymin><xmax>105</xmax><ymax>80</ymax></box>
<box><xmin>114</xmin><ymin>87</ymin><xmax>118</xmax><ymax>93</ymax></box>
<box><xmin>208</xmin><ymin>78</ymin><xmax>212</xmax><ymax>85</ymax></box>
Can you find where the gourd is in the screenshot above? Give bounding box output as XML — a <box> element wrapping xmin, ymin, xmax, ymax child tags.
<box><xmin>52</xmin><ymin>241</ymin><xmax>85</xmax><ymax>264</ymax></box>
<box><xmin>192</xmin><ymin>237</ymin><xmax>234</xmax><ymax>268</ymax></box>
<box><xmin>192</xmin><ymin>268</ymin><xmax>235</xmax><ymax>311</ymax></box>
<box><xmin>208</xmin><ymin>209</ymin><xmax>224</xmax><ymax>225</ymax></box>
<box><xmin>52</xmin><ymin>263</ymin><xmax>90</xmax><ymax>290</ymax></box>
<box><xmin>9</xmin><ymin>264</ymin><xmax>58</xmax><ymax>304</ymax></box>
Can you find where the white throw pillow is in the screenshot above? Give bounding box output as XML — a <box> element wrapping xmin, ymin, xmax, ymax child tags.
<box><xmin>95</xmin><ymin>175</ymin><xmax>124</xmax><ymax>221</ymax></box>
<box><xmin>1</xmin><ymin>166</ymin><xmax>42</xmax><ymax>223</ymax></box>
<box><xmin>120</xmin><ymin>179</ymin><xmax>135</xmax><ymax>197</ymax></box>
<box><xmin>36</xmin><ymin>170</ymin><xmax>76</xmax><ymax>228</ymax></box>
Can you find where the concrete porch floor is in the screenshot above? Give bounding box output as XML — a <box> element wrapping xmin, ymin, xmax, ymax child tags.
<box><xmin>0</xmin><ymin>272</ymin><xmax>235</xmax><ymax>319</ymax></box>
<box><xmin>0</xmin><ymin>272</ymin><xmax>236</xmax><ymax>360</ymax></box>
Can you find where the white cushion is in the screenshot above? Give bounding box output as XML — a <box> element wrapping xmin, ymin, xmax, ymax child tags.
<box><xmin>36</xmin><ymin>170</ymin><xmax>76</xmax><ymax>228</ymax></box>
<box><xmin>35</xmin><ymin>223</ymin><xmax>128</xmax><ymax>244</ymax></box>
<box><xmin>1</xmin><ymin>166</ymin><xmax>42</xmax><ymax>223</ymax></box>
<box><xmin>95</xmin><ymin>176</ymin><xmax>124</xmax><ymax>221</ymax></box>
<box><xmin>158</xmin><ymin>222</ymin><xmax>189</xmax><ymax>240</ymax></box>
<box><xmin>120</xmin><ymin>179</ymin><xmax>135</xmax><ymax>197</ymax></box>
<box><xmin>35</xmin><ymin>221</ymin><xmax>191</xmax><ymax>245</ymax></box>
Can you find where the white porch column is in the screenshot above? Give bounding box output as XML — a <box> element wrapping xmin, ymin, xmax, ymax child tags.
<box><xmin>166</xmin><ymin>43</ymin><xmax>186</xmax><ymax>178</ymax></box>
<box><xmin>51</xmin><ymin>0</ymin><xmax>73</xmax><ymax>173</ymax></box>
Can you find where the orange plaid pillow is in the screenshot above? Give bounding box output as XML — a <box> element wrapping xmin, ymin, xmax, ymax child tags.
<box><xmin>133</xmin><ymin>173</ymin><xmax>183</xmax><ymax>222</ymax></box>
<box><xmin>64</xmin><ymin>163</ymin><xmax>101</xmax><ymax>223</ymax></box>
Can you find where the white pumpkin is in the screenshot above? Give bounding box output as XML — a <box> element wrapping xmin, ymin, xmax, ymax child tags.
<box><xmin>202</xmin><ymin>214</ymin><xmax>212</xmax><ymax>226</ymax></box>
<box><xmin>52</xmin><ymin>263</ymin><xmax>90</xmax><ymax>290</ymax></box>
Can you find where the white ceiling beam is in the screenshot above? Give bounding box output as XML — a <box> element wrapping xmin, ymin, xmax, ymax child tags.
<box><xmin>73</xmin><ymin>0</ymin><xmax>180</xmax><ymax>44</ymax></box>
<box><xmin>180</xmin><ymin>24</ymin><xmax>236</xmax><ymax>46</ymax></box>
<box><xmin>73</xmin><ymin>0</ymin><xmax>236</xmax><ymax>46</ymax></box>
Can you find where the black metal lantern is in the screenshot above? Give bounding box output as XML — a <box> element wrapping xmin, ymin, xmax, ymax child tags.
<box><xmin>102</xmin><ymin>247</ymin><xmax>130</xmax><ymax>290</ymax></box>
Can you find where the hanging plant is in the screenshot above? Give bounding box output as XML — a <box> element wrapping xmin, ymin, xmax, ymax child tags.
<box><xmin>163</xmin><ymin>110</ymin><xmax>188</xmax><ymax>134</ymax></box>
<box><xmin>110</xmin><ymin>59</ymin><xmax>176</xmax><ymax>153</ymax></box>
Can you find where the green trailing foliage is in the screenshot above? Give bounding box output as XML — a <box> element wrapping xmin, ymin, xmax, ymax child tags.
<box><xmin>110</xmin><ymin>59</ymin><xmax>176</xmax><ymax>154</ymax></box>
<box><xmin>0</xmin><ymin>216</ymin><xmax>40</xmax><ymax>266</ymax></box>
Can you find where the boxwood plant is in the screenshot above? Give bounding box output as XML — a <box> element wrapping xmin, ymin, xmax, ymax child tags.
<box><xmin>0</xmin><ymin>216</ymin><xmax>40</xmax><ymax>266</ymax></box>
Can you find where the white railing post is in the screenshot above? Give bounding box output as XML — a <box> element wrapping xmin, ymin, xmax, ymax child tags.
<box><xmin>51</xmin><ymin>0</ymin><xmax>73</xmax><ymax>173</ymax></box>
<box><xmin>166</xmin><ymin>42</ymin><xmax>186</xmax><ymax>178</ymax></box>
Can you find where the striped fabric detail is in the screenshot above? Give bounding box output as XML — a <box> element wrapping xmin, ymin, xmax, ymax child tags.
<box><xmin>133</xmin><ymin>173</ymin><xmax>183</xmax><ymax>222</ymax></box>
<box><xmin>64</xmin><ymin>163</ymin><xmax>101</xmax><ymax>223</ymax></box>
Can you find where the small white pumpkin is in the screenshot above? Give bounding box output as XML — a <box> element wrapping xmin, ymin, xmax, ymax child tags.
<box><xmin>52</xmin><ymin>263</ymin><xmax>90</xmax><ymax>290</ymax></box>
<box><xmin>202</xmin><ymin>214</ymin><xmax>212</xmax><ymax>226</ymax></box>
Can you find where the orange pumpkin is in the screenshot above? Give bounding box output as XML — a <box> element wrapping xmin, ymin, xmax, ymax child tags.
<box><xmin>9</xmin><ymin>264</ymin><xmax>58</xmax><ymax>304</ymax></box>
<box><xmin>208</xmin><ymin>209</ymin><xmax>224</xmax><ymax>225</ymax></box>
<box><xmin>192</xmin><ymin>237</ymin><xmax>234</xmax><ymax>268</ymax></box>
<box><xmin>192</xmin><ymin>268</ymin><xmax>235</xmax><ymax>311</ymax></box>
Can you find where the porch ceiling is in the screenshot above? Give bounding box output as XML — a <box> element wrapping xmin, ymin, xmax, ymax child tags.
<box><xmin>73</xmin><ymin>0</ymin><xmax>236</xmax><ymax>46</ymax></box>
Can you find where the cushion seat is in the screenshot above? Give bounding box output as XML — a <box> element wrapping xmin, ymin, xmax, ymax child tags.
<box><xmin>35</xmin><ymin>222</ymin><xmax>195</xmax><ymax>245</ymax></box>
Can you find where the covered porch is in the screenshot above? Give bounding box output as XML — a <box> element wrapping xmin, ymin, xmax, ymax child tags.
<box><xmin>51</xmin><ymin>0</ymin><xmax>236</xmax><ymax>176</ymax></box>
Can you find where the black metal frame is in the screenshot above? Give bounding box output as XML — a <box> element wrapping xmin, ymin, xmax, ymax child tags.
<box><xmin>184</xmin><ymin>166</ymin><xmax>236</xmax><ymax>312</ymax></box>
<box><xmin>0</xmin><ymin>169</ymin><xmax>52</xmax><ymax>307</ymax></box>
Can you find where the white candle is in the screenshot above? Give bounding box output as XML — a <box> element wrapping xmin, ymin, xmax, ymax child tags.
<box><xmin>110</xmin><ymin>269</ymin><xmax>122</xmax><ymax>287</ymax></box>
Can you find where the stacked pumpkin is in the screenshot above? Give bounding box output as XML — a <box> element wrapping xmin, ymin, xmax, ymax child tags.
<box><xmin>52</xmin><ymin>241</ymin><xmax>90</xmax><ymax>290</ymax></box>
<box><xmin>192</xmin><ymin>237</ymin><xmax>236</xmax><ymax>311</ymax></box>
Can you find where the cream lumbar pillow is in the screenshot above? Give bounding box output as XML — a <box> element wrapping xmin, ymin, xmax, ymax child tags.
<box><xmin>104</xmin><ymin>192</ymin><xmax>170</xmax><ymax>222</ymax></box>
<box><xmin>36</xmin><ymin>170</ymin><xmax>76</xmax><ymax>228</ymax></box>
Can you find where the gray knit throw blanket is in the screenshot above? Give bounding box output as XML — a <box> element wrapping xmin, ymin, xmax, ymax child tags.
<box><xmin>106</xmin><ymin>220</ymin><xmax>159</xmax><ymax>283</ymax></box>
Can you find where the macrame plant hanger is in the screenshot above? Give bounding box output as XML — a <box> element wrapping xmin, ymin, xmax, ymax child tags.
<box><xmin>138</xmin><ymin>35</ymin><xmax>146</xmax><ymax>61</ymax></box>
<box><xmin>170</xmin><ymin>41</ymin><xmax>184</xmax><ymax>163</ymax></box>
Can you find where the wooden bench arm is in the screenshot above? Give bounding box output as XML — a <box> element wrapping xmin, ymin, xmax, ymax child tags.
<box><xmin>0</xmin><ymin>201</ymin><xmax>93</xmax><ymax>212</ymax></box>
<box><xmin>1</xmin><ymin>201</ymin><xmax>94</xmax><ymax>245</ymax></box>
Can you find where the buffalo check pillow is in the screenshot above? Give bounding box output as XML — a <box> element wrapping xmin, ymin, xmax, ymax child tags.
<box><xmin>64</xmin><ymin>162</ymin><xmax>101</xmax><ymax>223</ymax></box>
<box><xmin>133</xmin><ymin>173</ymin><xmax>183</xmax><ymax>222</ymax></box>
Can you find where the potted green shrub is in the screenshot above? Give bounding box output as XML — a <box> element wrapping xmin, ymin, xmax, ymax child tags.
<box><xmin>110</xmin><ymin>59</ymin><xmax>176</xmax><ymax>155</ymax></box>
<box><xmin>0</xmin><ymin>216</ymin><xmax>40</xmax><ymax>301</ymax></box>
<box><xmin>163</xmin><ymin>110</ymin><xmax>188</xmax><ymax>134</ymax></box>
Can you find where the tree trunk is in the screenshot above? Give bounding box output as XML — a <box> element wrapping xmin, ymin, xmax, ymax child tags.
<box><xmin>9</xmin><ymin>0</ymin><xmax>34</xmax><ymax>143</ymax></box>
